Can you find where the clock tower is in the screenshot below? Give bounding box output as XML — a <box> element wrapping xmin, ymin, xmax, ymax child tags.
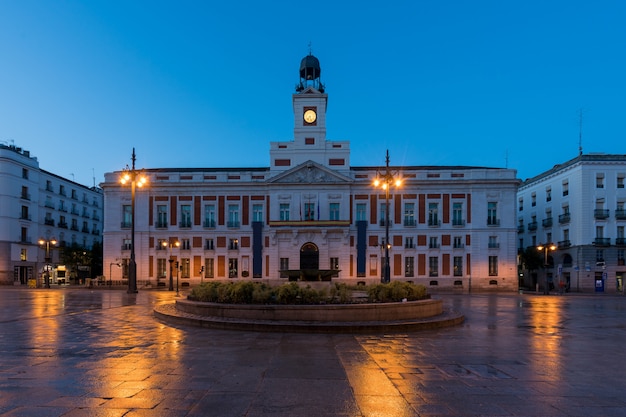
<box><xmin>293</xmin><ymin>53</ymin><xmax>327</xmax><ymax>145</ymax></box>
<box><xmin>270</xmin><ymin>53</ymin><xmax>350</xmax><ymax>173</ymax></box>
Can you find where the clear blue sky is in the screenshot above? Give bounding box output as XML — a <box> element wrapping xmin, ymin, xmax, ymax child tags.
<box><xmin>1</xmin><ymin>0</ymin><xmax>625</xmax><ymax>186</ymax></box>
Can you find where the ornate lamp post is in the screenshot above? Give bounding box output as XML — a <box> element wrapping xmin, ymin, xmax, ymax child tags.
<box><xmin>162</xmin><ymin>240</ymin><xmax>180</xmax><ymax>291</ymax></box>
<box><xmin>373</xmin><ymin>150</ymin><xmax>402</xmax><ymax>283</ymax></box>
<box><xmin>38</xmin><ymin>237</ymin><xmax>57</xmax><ymax>288</ymax></box>
<box><xmin>120</xmin><ymin>148</ymin><xmax>147</xmax><ymax>294</ymax></box>
<box><xmin>537</xmin><ymin>243</ymin><xmax>557</xmax><ymax>294</ymax></box>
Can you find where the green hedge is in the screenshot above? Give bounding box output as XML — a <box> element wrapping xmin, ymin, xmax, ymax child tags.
<box><xmin>188</xmin><ymin>281</ymin><xmax>428</xmax><ymax>305</ymax></box>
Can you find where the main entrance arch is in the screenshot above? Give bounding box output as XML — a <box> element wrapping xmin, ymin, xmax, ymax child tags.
<box><xmin>300</xmin><ymin>242</ymin><xmax>319</xmax><ymax>270</ymax></box>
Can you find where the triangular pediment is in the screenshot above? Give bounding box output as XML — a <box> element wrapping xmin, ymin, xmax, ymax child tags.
<box><xmin>301</xmin><ymin>86</ymin><xmax>321</xmax><ymax>94</ymax></box>
<box><xmin>268</xmin><ymin>161</ymin><xmax>353</xmax><ymax>184</ymax></box>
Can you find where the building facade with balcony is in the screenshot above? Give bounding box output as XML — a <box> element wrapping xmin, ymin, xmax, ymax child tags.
<box><xmin>101</xmin><ymin>54</ymin><xmax>520</xmax><ymax>292</ymax></box>
<box><xmin>0</xmin><ymin>144</ymin><xmax>104</xmax><ymax>285</ymax></box>
<box><xmin>517</xmin><ymin>153</ymin><xmax>626</xmax><ymax>292</ymax></box>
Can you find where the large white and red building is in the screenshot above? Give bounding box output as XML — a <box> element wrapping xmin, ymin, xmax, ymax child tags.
<box><xmin>101</xmin><ymin>54</ymin><xmax>520</xmax><ymax>291</ymax></box>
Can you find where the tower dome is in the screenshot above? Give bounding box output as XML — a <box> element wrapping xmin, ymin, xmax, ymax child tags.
<box><xmin>299</xmin><ymin>54</ymin><xmax>321</xmax><ymax>80</ymax></box>
<box><xmin>296</xmin><ymin>53</ymin><xmax>325</xmax><ymax>92</ymax></box>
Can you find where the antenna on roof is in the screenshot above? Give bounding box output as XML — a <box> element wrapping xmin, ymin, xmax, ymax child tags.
<box><xmin>92</xmin><ymin>168</ymin><xmax>95</xmax><ymax>188</ymax></box>
<box><xmin>578</xmin><ymin>108</ymin><xmax>583</xmax><ymax>156</ymax></box>
<box><xmin>505</xmin><ymin>149</ymin><xmax>509</xmax><ymax>168</ymax></box>
<box><xmin>70</xmin><ymin>173</ymin><xmax>75</xmax><ymax>181</ymax></box>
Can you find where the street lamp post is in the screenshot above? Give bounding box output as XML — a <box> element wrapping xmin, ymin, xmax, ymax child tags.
<box><xmin>162</xmin><ymin>240</ymin><xmax>180</xmax><ymax>291</ymax></box>
<box><xmin>373</xmin><ymin>150</ymin><xmax>402</xmax><ymax>283</ymax></box>
<box><xmin>175</xmin><ymin>261</ymin><xmax>180</xmax><ymax>296</ymax></box>
<box><xmin>38</xmin><ymin>238</ymin><xmax>57</xmax><ymax>288</ymax></box>
<box><xmin>120</xmin><ymin>148</ymin><xmax>147</xmax><ymax>294</ymax></box>
<box><xmin>537</xmin><ymin>243</ymin><xmax>557</xmax><ymax>295</ymax></box>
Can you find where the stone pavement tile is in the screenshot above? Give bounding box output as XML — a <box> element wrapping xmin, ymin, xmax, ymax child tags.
<box><xmin>61</xmin><ymin>408</ymin><xmax>128</xmax><ymax>417</ymax></box>
<box><xmin>186</xmin><ymin>392</ymin><xmax>257</xmax><ymax>417</ymax></box>
<box><xmin>248</xmin><ymin>377</ymin><xmax>359</xmax><ymax>416</ymax></box>
<box><xmin>0</xmin><ymin>406</ymin><xmax>73</xmax><ymax>417</ymax></box>
<box><xmin>45</xmin><ymin>396</ymin><xmax>108</xmax><ymax>408</ymax></box>
<box><xmin>353</xmin><ymin>394</ymin><xmax>417</xmax><ymax>417</ymax></box>
<box><xmin>100</xmin><ymin>396</ymin><xmax>161</xmax><ymax>410</ymax></box>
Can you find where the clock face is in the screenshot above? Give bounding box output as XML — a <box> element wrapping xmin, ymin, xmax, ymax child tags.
<box><xmin>303</xmin><ymin>109</ymin><xmax>317</xmax><ymax>124</ymax></box>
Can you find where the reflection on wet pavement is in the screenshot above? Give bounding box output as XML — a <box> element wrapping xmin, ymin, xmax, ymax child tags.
<box><xmin>0</xmin><ymin>288</ymin><xmax>625</xmax><ymax>416</ymax></box>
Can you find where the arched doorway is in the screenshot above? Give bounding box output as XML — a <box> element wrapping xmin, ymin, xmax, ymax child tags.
<box><xmin>300</xmin><ymin>242</ymin><xmax>319</xmax><ymax>270</ymax></box>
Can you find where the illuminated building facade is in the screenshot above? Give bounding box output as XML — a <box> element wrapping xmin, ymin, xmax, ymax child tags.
<box><xmin>517</xmin><ymin>153</ymin><xmax>626</xmax><ymax>292</ymax></box>
<box><xmin>0</xmin><ymin>144</ymin><xmax>103</xmax><ymax>285</ymax></box>
<box><xmin>101</xmin><ymin>54</ymin><xmax>520</xmax><ymax>291</ymax></box>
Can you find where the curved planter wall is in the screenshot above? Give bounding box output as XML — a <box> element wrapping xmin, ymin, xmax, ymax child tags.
<box><xmin>175</xmin><ymin>298</ymin><xmax>443</xmax><ymax>322</ymax></box>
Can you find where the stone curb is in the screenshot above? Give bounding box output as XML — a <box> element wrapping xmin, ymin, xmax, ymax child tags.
<box><xmin>153</xmin><ymin>302</ymin><xmax>465</xmax><ymax>334</ymax></box>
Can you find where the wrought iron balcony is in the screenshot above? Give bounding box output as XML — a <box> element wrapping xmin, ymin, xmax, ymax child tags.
<box><xmin>616</xmin><ymin>209</ymin><xmax>626</xmax><ymax>220</ymax></box>
<box><xmin>558</xmin><ymin>213</ymin><xmax>571</xmax><ymax>224</ymax></box>
<box><xmin>527</xmin><ymin>221</ymin><xmax>538</xmax><ymax>231</ymax></box>
<box><xmin>594</xmin><ymin>209</ymin><xmax>610</xmax><ymax>219</ymax></box>
<box><xmin>542</xmin><ymin>217</ymin><xmax>553</xmax><ymax>228</ymax></box>
<box><xmin>558</xmin><ymin>240</ymin><xmax>571</xmax><ymax>248</ymax></box>
<box><xmin>428</xmin><ymin>219</ymin><xmax>441</xmax><ymax>227</ymax></box>
<box><xmin>403</xmin><ymin>219</ymin><xmax>416</xmax><ymax>227</ymax></box>
<box><xmin>517</xmin><ymin>225</ymin><xmax>524</xmax><ymax>233</ymax></box>
<box><xmin>487</xmin><ymin>218</ymin><xmax>500</xmax><ymax>226</ymax></box>
<box><xmin>488</xmin><ymin>242</ymin><xmax>500</xmax><ymax>249</ymax></box>
<box><xmin>44</xmin><ymin>218</ymin><xmax>55</xmax><ymax>226</ymax></box>
<box><xmin>593</xmin><ymin>237</ymin><xmax>610</xmax><ymax>246</ymax></box>
<box><xmin>203</xmin><ymin>219</ymin><xmax>216</xmax><ymax>228</ymax></box>
<box><xmin>616</xmin><ymin>238</ymin><xmax>626</xmax><ymax>246</ymax></box>
<box><xmin>155</xmin><ymin>220</ymin><xmax>168</xmax><ymax>228</ymax></box>
<box><xmin>452</xmin><ymin>219</ymin><xmax>465</xmax><ymax>226</ymax></box>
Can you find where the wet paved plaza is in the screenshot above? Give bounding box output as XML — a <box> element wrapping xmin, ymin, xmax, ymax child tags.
<box><xmin>0</xmin><ymin>288</ymin><xmax>625</xmax><ymax>417</ymax></box>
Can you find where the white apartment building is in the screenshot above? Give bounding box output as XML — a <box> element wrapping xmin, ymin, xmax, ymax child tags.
<box><xmin>101</xmin><ymin>54</ymin><xmax>520</xmax><ymax>292</ymax></box>
<box><xmin>517</xmin><ymin>153</ymin><xmax>626</xmax><ymax>293</ymax></box>
<box><xmin>0</xmin><ymin>144</ymin><xmax>104</xmax><ymax>285</ymax></box>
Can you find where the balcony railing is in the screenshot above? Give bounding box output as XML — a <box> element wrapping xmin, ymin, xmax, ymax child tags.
<box><xmin>227</xmin><ymin>221</ymin><xmax>240</xmax><ymax>228</ymax></box>
<box><xmin>179</xmin><ymin>220</ymin><xmax>192</xmax><ymax>228</ymax></box>
<box><xmin>488</xmin><ymin>243</ymin><xmax>500</xmax><ymax>249</ymax></box>
<box><xmin>379</xmin><ymin>219</ymin><xmax>393</xmax><ymax>227</ymax></box>
<box><xmin>58</xmin><ymin>222</ymin><xmax>68</xmax><ymax>229</ymax></box>
<box><xmin>453</xmin><ymin>243</ymin><xmax>465</xmax><ymax>249</ymax></box>
<box><xmin>203</xmin><ymin>219</ymin><xmax>216</xmax><ymax>228</ymax></box>
<box><xmin>593</xmin><ymin>237</ymin><xmax>611</xmax><ymax>246</ymax></box>
<box><xmin>121</xmin><ymin>221</ymin><xmax>132</xmax><ymax>228</ymax></box>
<box><xmin>616</xmin><ymin>238</ymin><xmax>626</xmax><ymax>246</ymax></box>
<box><xmin>487</xmin><ymin>218</ymin><xmax>500</xmax><ymax>226</ymax></box>
<box><xmin>44</xmin><ymin>218</ymin><xmax>55</xmax><ymax>226</ymax></box>
<box><xmin>428</xmin><ymin>219</ymin><xmax>441</xmax><ymax>227</ymax></box>
<box><xmin>558</xmin><ymin>213</ymin><xmax>571</xmax><ymax>224</ymax></box>
<box><xmin>527</xmin><ymin>221</ymin><xmax>538</xmax><ymax>231</ymax></box>
<box><xmin>155</xmin><ymin>220</ymin><xmax>168</xmax><ymax>228</ymax></box>
<box><xmin>121</xmin><ymin>244</ymin><xmax>132</xmax><ymax>251</ymax></box>
<box><xmin>594</xmin><ymin>209</ymin><xmax>610</xmax><ymax>219</ymax></box>
<box><xmin>403</xmin><ymin>219</ymin><xmax>416</xmax><ymax>227</ymax></box>
<box><xmin>542</xmin><ymin>217</ymin><xmax>553</xmax><ymax>228</ymax></box>
<box><xmin>517</xmin><ymin>225</ymin><xmax>524</xmax><ymax>233</ymax></box>
<box><xmin>558</xmin><ymin>240</ymin><xmax>571</xmax><ymax>248</ymax></box>
<box><xmin>452</xmin><ymin>219</ymin><xmax>465</xmax><ymax>226</ymax></box>
<box><xmin>616</xmin><ymin>209</ymin><xmax>626</xmax><ymax>220</ymax></box>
